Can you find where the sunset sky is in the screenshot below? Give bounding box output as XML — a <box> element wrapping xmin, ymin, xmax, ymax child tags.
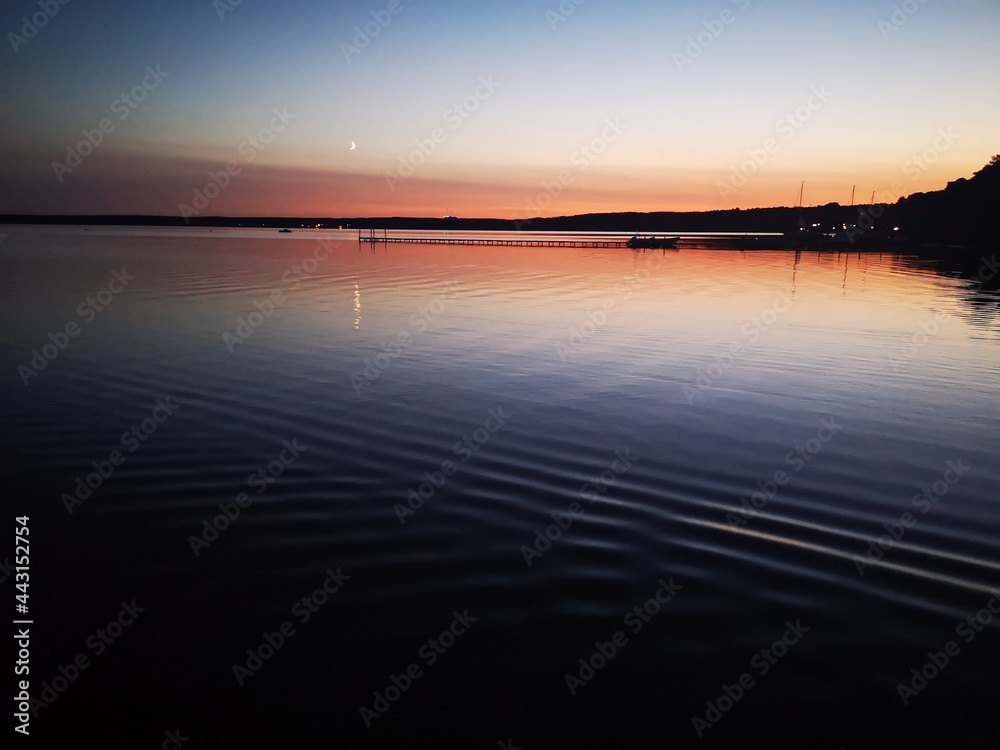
<box><xmin>2</xmin><ymin>0</ymin><xmax>998</xmax><ymax>218</ymax></box>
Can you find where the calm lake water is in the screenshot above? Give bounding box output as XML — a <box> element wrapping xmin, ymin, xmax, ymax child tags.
<box><xmin>2</xmin><ymin>227</ymin><xmax>998</xmax><ymax>748</ymax></box>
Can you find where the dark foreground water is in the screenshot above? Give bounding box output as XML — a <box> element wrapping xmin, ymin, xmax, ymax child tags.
<box><xmin>2</xmin><ymin>227</ymin><xmax>998</xmax><ymax>748</ymax></box>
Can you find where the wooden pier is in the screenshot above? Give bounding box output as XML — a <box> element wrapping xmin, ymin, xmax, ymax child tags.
<box><xmin>358</xmin><ymin>229</ymin><xmax>631</xmax><ymax>248</ymax></box>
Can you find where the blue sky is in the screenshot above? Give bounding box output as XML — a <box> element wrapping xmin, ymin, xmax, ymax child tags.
<box><xmin>2</xmin><ymin>0</ymin><xmax>998</xmax><ymax>216</ymax></box>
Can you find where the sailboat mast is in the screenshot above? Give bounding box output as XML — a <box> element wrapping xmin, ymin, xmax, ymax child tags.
<box><xmin>850</xmin><ymin>185</ymin><xmax>856</xmax><ymax>206</ymax></box>
<box><xmin>798</xmin><ymin>181</ymin><xmax>804</xmax><ymax>209</ymax></box>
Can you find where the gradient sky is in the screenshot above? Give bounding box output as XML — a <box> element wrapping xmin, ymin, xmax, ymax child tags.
<box><xmin>2</xmin><ymin>0</ymin><xmax>998</xmax><ymax>218</ymax></box>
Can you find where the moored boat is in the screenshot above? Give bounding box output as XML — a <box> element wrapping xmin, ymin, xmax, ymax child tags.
<box><xmin>627</xmin><ymin>235</ymin><xmax>679</xmax><ymax>249</ymax></box>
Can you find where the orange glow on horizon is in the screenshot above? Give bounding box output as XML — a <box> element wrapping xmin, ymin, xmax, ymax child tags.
<box><xmin>3</xmin><ymin>142</ymin><xmax>990</xmax><ymax>219</ymax></box>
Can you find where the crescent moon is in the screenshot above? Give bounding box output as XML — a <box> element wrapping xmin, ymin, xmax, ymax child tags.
<box><xmin>350</xmin><ymin>141</ymin><xmax>356</xmax><ymax>151</ymax></box>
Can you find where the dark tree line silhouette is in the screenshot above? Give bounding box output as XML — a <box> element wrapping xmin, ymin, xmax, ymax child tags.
<box><xmin>3</xmin><ymin>157</ymin><xmax>998</xmax><ymax>249</ymax></box>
